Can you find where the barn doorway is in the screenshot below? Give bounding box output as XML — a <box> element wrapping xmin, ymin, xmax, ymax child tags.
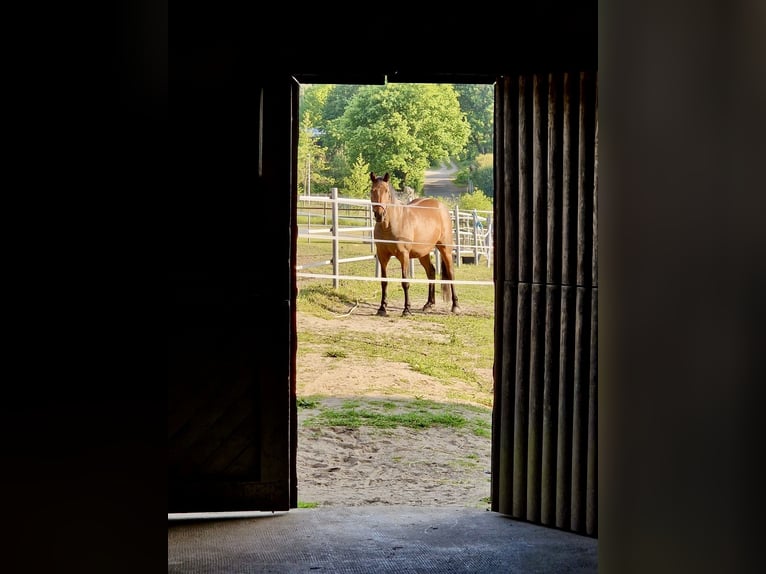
<box><xmin>293</xmin><ymin>81</ymin><xmax>497</xmax><ymax>509</ymax></box>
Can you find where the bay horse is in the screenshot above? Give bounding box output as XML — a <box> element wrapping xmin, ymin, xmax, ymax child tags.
<box><xmin>370</xmin><ymin>172</ymin><xmax>460</xmax><ymax>317</ymax></box>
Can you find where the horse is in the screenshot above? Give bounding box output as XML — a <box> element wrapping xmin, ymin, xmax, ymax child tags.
<box><xmin>369</xmin><ymin>172</ymin><xmax>460</xmax><ymax>317</ymax></box>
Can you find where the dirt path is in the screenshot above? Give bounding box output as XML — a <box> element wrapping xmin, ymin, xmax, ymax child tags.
<box><xmin>422</xmin><ymin>161</ymin><xmax>464</xmax><ymax>200</ymax></box>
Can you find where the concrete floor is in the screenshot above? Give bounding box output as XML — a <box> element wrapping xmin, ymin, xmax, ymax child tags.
<box><xmin>168</xmin><ymin>506</ymin><xmax>598</xmax><ymax>573</ymax></box>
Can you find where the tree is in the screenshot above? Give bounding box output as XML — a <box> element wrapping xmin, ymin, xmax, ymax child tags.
<box><xmin>297</xmin><ymin>112</ymin><xmax>333</xmax><ymax>195</ymax></box>
<box><xmin>299</xmin><ymin>85</ymin><xmax>331</xmax><ymax>124</ymax></box>
<box><xmin>341</xmin><ymin>155</ymin><xmax>372</xmax><ymax>199</ymax></box>
<box><xmin>458</xmin><ymin>188</ymin><xmax>493</xmax><ymax>212</ymax></box>
<box><xmin>472</xmin><ymin>153</ymin><xmax>495</xmax><ymax>198</ymax></box>
<box><xmin>338</xmin><ymin>84</ymin><xmax>470</xmax><ymax>192</ymax></box>
<box><xmin>454</xmin><ymin>84</ymin><xmax>494</xmax><ymax>159</ymax></box>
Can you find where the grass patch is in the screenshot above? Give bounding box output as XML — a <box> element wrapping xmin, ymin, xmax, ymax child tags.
<box><xmin>324</xmin><ymin>349</ymin><xmax>347</xmax><ymax>358</ymax></box>
<box><xmin>297</xmin><ymin>501</ymin><xmax>319</xmax><ymax>508</ymax></box>
<box><xmin>304</xmin><ymin>406</ymin><xmax>467</xmax><ymax>429</ymax></box>
<box><xmin>300</xmin><ymin>397</ymin><xmax>492</xmax><ymax>434</ymax></box>
<box><xmin>297</xmin><ymin>397</ymin><xmax>320</xmax><ymax>409</ymax></box>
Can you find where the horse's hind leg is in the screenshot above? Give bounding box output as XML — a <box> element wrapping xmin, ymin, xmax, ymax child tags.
<box><xmin>439</xmin><ymin>246</ymin><xmax>461</xmax><ymax>314</ymax></box>
<box><xmin>419</xmin><ymin>254</ymin><xmax>437</xmax><ymax>311</ymax></box>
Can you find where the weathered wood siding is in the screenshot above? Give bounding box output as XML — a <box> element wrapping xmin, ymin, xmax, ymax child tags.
<box><xmin>492</xmin><ymin>71</ymin><xmax>598</xmax><ymax>537</ymax></box>
<box><xmin>167</xmin><ymin>77</ymin><xmax>298</xmax><ymax>513</ymax></box>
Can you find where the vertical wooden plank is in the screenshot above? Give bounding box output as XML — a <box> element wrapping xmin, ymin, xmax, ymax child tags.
<box><xmin>576</xmin><ymin>71</ymin><xmax>593</xmax><ymax>288</ymax></box>
<box><xmin>532</xmin><ymin>74</ymin><xmax>546</xmax><ymax>284</ymax></box>
<box><xmin>592</xmin><ymin>80</ymin><xmax>599</xmax><ymax>288</ymax></box>
<box><xmin>504</xmin><ymin>76</ymin><xmax>519</xmax><ymax>285</ymax></box>
<box><xmin>556</xmin><ymin>285</ymin><xmax>574</xmax><ymax>528</ymax></box>
<box><xmin>561</xmin><ymin>72</ymin><xmax>575</xmax><ymax>286</ymax></box>
<box><xmin>586</xmin><ymin>288</ymin><xmax>598</xmax><ymax>536</ymax></box>
<box><xmin>497</xmin><ymin>283</ymin><xmax>518</xmax><ymax>516</ymax></box>
<box><xmin>570</xmin><ymin>287</ymin><xmax>589</xmax><ymax>533</ymax></box>
<box><xmin>540</xmin><ymin>284</ymin><xmax>560</xmax><ymax>525</ymax></box>
<box><xmin>513</xmin><ymin>282</ymin><xmax>530</xmax><ymax>517</ymax></box>
<box><xmin>546</xmin><ymin>72</ymin><xmax>561</xmax><ymax>286</ymax></box>
<box><xmin>526</xmin><ymin>283</ymin><xmax>545</xmax><ymax>521</ymax></box>
<box><xmin>518</xmin><ymin>76</ymin><xmax>531</xmax><ymax>284</ymax></box>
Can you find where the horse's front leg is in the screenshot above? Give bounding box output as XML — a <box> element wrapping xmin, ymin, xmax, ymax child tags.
<box><xmin>377</xmin><ymin>256</ymin><xmax>390</xmax><ymax>317</ymax></box>
<box><xmin>400</xmin><ymin>254</ymin><xmax>412</xmax><ymax>316</ymax></box>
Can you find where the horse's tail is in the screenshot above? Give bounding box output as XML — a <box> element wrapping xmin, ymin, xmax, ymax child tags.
<box><xmin>441</xmin><ymin>259</ymin><xmax>451</xmax><ymax>303</ymax></box>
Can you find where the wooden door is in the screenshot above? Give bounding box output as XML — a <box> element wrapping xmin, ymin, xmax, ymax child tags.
<box><xmin>492</xmin><ymin>71</ymin><xmax>598</xmax><ymax>536</ymax></box>
<box><xmin>168</xmin><ymin>76</ymin><xmax>299</xmax><ymax>512</ymax></box>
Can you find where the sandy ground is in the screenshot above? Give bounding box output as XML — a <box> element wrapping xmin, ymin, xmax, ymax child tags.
<box><xmin>296</xmin><ymin>303</ymin><xmax>494</xmax><ymax>509</ymax></box>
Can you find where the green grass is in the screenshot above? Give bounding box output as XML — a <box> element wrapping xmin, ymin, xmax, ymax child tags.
<box><xmin>302</xmin><ymin>398</ymin><xmax>491</xmax><ymax>437</ymax></box>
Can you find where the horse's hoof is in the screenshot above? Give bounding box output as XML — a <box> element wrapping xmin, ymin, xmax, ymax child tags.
<box><xmin>402</xmin><ymin>308</ymin><xmax>412</xmax><ymax>317</ymax></box>
<box><xmin>377</xmin><ymin>309</ymin><xmax>388</xmax><ymax>317</ymax></box>
<box><xmin>452</xmin><ymin>306</ymin><xmax>462</xmax><ymax>315</ymax></box>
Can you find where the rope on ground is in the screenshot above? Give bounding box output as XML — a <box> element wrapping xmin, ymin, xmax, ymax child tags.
<box><xmin>332</xmin><ymin>300</ymin><xmax>359</xmax><ymax>317</ymax></box>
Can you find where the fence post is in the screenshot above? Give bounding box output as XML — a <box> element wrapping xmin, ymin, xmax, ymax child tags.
<box><xmin>369</xmin><ymin>203</ymin><xmax>375</xmax><ymax>254</ymax></box>
<box><xmin>473</xmin><ymin>209</ymin><xmax>479</xmax><ymax>263</ymax></box>
<box><xmin>486</xmin><ymin>214</ymin><xmax>493</xmax><ymax>267</ymax></box>
<box><xmin>331</xmin><ymin>187</ymin><xmax>339</xmax><ymax>288</ymax></box>
<box><xmin>454</xmin><ymin>205</ymin><xmax>461</xmax><ymax>268</ymax></box>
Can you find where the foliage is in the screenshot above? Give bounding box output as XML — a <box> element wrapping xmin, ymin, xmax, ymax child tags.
<box><xmin>472</xmin><ymin>168</ymin><xmax>495</xmax><ymax>199</ymax></box>
<box><xmin>454</xmin><ymin>84</ymin><xmax>495</xmax><ymax>159</ymax></box>
<box><xmin>299</xmin><ymin>84</ymin><xmax>332</xmax><ymax>128</ymax></box>
<box><xmin>458</xmin><ymin>189</ymin><xmax>493</xmax><ymax>212</ymax></box>
<box><xmin>340</xmin><ymin>84</ymin><xmax>470</xmax><ymax>192</ymax></box>
<box><xmin>299</xmin><ymin>83</ymin><xmax>494</xmax><ymax>199</ymax></box>
<box><xmin>297</xmin><ymin>112</ymin><xmax>334</xmax><ymax>195</ymax></box>
<box><xmin>454</xmin><ymin>153</ymin><xmax>494</xmax><ymax>198</ymax></box>
<box><xmin>341</xmin><ymin>155</ymin><xmax>372</xmax><ymax>199</ymax></box>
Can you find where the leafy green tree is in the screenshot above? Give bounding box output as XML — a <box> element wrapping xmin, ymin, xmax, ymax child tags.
<box><xmin>341</xmin><ymin>155</ymin><xmax>372</xmax><ymax>199</ymax></box>
<box><xmin>454</xmin><ymin>84</ymin><xmax>494</xmax><ymax>159</ymax></box>
<box><xmin>471</xmin><ymin>153</ymin><xmax>495</xmax><ymax>198</ymax></box>
<box><xmin>300</xmin><ymin>84</ymin><xmax>363</xmax><ymax>188</ymax></box>
<box><xmin>339</xmin><ymin>84</ymin><xmax>470</xmax><ymax>192</ymax></box>
<box><xmin>297</xmin><ymin>112</ymin><xmax>333</xmax><ymax>195</ymax></box>
<box><xmin>458</xmin><ymin>189</ymin><xmax>493</xmax><ymax>212</ymax></box>
<box><xmin>299</xmin><ymin>84</ymin><xmax>332</xmax><ymax>129</ymax></box>
<box><xmin>472</xmin><ymin>165</ymin><xmax>495</xmax><ymax>198</ymax></box>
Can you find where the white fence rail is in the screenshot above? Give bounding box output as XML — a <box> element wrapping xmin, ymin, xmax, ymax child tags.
<box><xmin>297</xmin><ymin>188</ymin><xmax>494</xmax><ymax>288</ymax></box>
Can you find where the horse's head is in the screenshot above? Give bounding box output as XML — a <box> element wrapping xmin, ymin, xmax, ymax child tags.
<box><xmin>370</xmin><ymin>172</ymin><xmax>392</xmax><ymax>223</ymax></box>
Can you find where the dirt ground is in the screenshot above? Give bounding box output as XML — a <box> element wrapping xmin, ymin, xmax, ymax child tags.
<box><xmin>295</xmin><ymin>302</ymin><xmax>494</xmax><ymax>509</ymax></box>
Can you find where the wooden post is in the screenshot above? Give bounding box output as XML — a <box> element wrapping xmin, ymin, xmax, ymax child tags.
<box><xmin>331</xmin><ymin>188</ymin><xmax>339</xmax><ymax>288</ymax></box>
<box><xmin>454</xmin><ymin>205</ymin><xmax>461</xmax><ymax>267</ymax></box>
<box><xmin>473</xmin><ymin>209</ymin><xmax>480</xmax><ymax>263</ymax></box>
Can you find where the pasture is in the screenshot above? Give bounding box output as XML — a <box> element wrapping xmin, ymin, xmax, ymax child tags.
<box><xmin>296</xmin><ymin>237</ymin><xmax>496</xmax><ymax>405</ymax></box>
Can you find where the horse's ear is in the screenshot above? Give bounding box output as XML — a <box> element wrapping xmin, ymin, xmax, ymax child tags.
<box><xmin>370</xmin><ymin>172</ymin><xmax>376</xmax><ymax>182</ymax></box>
<box><xmin>383</xmin><ymin>173</ymin><xmax>389</xmax><ymax>182</ymax></box>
